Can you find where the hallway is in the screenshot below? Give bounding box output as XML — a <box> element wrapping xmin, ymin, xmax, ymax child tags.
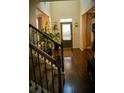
<box><xmin>63</xmin><ymin>49</ymin><xmax>95</xmax><ymax>93</ymax></box>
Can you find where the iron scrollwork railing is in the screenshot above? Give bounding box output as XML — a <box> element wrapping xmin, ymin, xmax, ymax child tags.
<box><xmin>29</xmin><ymin>24</ymin><xmax>64</xmax><ymax>72</ymax></box>
<box><xmin>29</xmin><ymin>42</ymin><xmax>63</xmax><ymax>93</ymax></box>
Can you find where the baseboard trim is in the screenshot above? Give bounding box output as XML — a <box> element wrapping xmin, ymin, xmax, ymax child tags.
<box><xmin>86</xmin><ymin>47</ymin><xmax>92</xmax><ymax>49</ymax></box>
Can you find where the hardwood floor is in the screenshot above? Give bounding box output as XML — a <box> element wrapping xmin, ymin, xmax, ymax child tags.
<box><xmin>63</xmin><ymin>49</ymin><xmax>95</xmax><ymax>93</ymax></box>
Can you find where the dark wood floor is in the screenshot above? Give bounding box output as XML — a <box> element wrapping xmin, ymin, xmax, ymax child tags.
<box><xmin>63</xmin><ymin>48</ymin><xmax>95</xmax><ymax>93</ymax></box>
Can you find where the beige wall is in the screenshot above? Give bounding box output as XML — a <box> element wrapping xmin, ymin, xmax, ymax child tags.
<box><xmin>29</xmin><ymin>0</ymin><xmax>39</xmax><ymax>26</ymax></box>
<box><xmin>50</xmin><ymin>1</ymin><xmax>80</xmax><ymax>48</ymax></box>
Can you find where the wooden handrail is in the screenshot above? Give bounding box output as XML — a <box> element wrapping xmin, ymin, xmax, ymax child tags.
<box><xmin>29</xmin><ymin>24</ymin><xmax>62</xmax><ymax>46</ymax></box>
<box><xmin>29</xmin><ymin>42</ymin><xmax>61</xmax><ymax>68</ymax></box>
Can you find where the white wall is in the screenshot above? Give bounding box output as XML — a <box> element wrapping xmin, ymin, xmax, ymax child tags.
<box><xmin>50</xmin><ymin>1</ymin><xmax>80</xmax><ymax>48</ymax></box>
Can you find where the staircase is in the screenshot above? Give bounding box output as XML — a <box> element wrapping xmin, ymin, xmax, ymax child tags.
<box><xmin>29</xmin><ymin>24</ymin><xmax>64</xmax><ymax>93</ymax></box>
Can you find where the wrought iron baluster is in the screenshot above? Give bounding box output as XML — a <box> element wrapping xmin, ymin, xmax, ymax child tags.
<box><xmin>51</xmin><ymin>62</ymin><xmax>54</xmax><ymax>93</ymax></box>
<box><xmin>44</xmin><ymin>58</ymin><xmax>49</xmax><ymax>93</ymax></box>
<box><xmin>40</xmin><ymin>34</ymin><xmax>43</xmax><ymax>50</ymax></box>
<box><xmin>32</xmin><ymin>29</ymin><xmax>35</xmax><ymax>45</ymax></box>
<box><xmin>29</xmin><ymin>27</ymin><xmax>32</xmax><ymax>42</ymax></box>
<box><xmin>43</xmin><ymin>36</ymin><xmax>46</xmax><ymax>52</ymax></box>
<box><xmin>46</xmin><ymin>38</ymin><xmax>48</xmax><ymax>54</ymax></box>
<box><xmin>46</xmin><ymin>38</ymin><xmax>52</xmax><ymax>56</ymax></box>
<box><xmin>61</xmin><ymin>42</ymin><xmax>64</xmax><ymax>72</ymax></box>
<box><xmin>30</xmin><ymin>48</ymin><xmax>38</xmax><ymax>90</ymax></box>
<box><xmin>29</xmin><ymin>48</ymin><xmax>32</xmax><ymax>87</ymax></box>
<box><xmin>58</xmin><ymin>68</ymin><xmax>62</xmax><ymax>93</ymax></box>
<box><xmin>37</xmin><ymin>53</ymin><xmax>44</xmax><ymax>93</ymax></box>
<box><xmin>36</xmin><ymin>31</ymin><xmax>39</xmax><ymax>47</ymax></box>
<box><xmin>52</xmin><ymin>42</ymin><xmax>54</xmax><ymax>56</ymax></box>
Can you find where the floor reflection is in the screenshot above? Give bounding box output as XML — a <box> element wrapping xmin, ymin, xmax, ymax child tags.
<box><xmin>64</xmin><ymin>57</ymin><xmax>75</xmax><ymax>93</ymax></box>
<box><xmin>64</xmin><ymin>82</ymin><xmax>75</xmax><ymax>93</ymax></box>
<box><xmin>64</xmin><ymin>57</ymin><xmax>72</xmax><ymax>70</ymax></box>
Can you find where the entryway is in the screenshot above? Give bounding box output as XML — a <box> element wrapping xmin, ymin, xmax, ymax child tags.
<box><xmin>61</xmin><ymin>22</ymin><xmax>72</xmax><ymax>48</ymax></box>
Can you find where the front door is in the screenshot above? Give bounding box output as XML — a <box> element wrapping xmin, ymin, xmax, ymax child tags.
<box><xmin>61</xmin><ymin>22</ymin><xmax>72</xmax><ymax>48</ymax></box>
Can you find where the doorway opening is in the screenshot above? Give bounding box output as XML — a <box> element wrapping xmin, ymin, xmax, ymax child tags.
<box><xmin>36</xmin><ymin>8</ymin><xmax>50</xmax><ymax>31</ymax></box>
<box><xmin>82</xmin><ymin>7</ymin><xmax>95</xmax><ymax>49</ymax></box>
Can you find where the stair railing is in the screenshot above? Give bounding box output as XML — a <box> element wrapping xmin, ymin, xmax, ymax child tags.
<box><xmin>29</xmin><ymin>42</ymin><xmax>63</xmax><ymax>93</ymax></box>
<box><xmin>29</xmin><ymin>24</ymin><xmax>64</xmax><ymax>72</ymax></box>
